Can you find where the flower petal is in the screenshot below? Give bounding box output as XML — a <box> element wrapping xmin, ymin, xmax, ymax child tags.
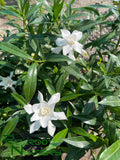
<box><xmin>48</xmin><ymin>93</ymin><xmax>60</xmax><ymax>105</ymax></box>
<box><xmin>10</xmin><ymin>72</ymin><xmax>14</xmax><ymax>78</ymax></box>
<box><xmin>54</xmin><ymin>112</ymin><xmax>67</xmax><ymax>120</ymax></box>
<box><xmin>31</xmin><ymin>113</ymin><xmax>40</xmax><ymax>122</ymax></box>
<box><xmin>61</xmin><ymin>29</ymin><xmax>70</xmax><ymax>39</ymax></box>
<box><xmin>68</xmin><ymin>50</ymin><xmax>75</xmax><ymax>61</ymax></box>
<box><xmin>40</xmin><ymin>116</ymin><xmax>49</xmax><ymax>128</ymax></box>
<box><xmin>30</xmin><ymin>121</ymin><xmax>40</xmax><ymax>133</ymax></box>
<box><xmin>51</xmin><ymin>47</ymin><xmax>62</xmax><ymax>54</ymax></box>
<box><xmin>72</xmin><ymin>30</ymin><xmax>82</xmax><ymax>41</ymax></box>
<box><xmin>32</xmin><ymin>103</ymin><xmax>41</xmax><ymax>113</ymax></box>
<box><xmin>0</xmin><ymin>81</ymin><xmax>4</xmax><ymax>86</ymax></box>
<box><xmin>73</xmin><ymin>42</ymin><xmax>83</xmax><ymax>54</ymax></box>
<box><xmin>38</xmin><ymin>91</ymin><xmax>44</xmax><ymax>103</ymax></box>
<box><xmin>56</xmin><ymin>38</ymin><xmax>66</xmax><ymax>46</ymax></box>
<box><xmin>63</xmin><ymin>45</ymin><xmax>72</xmax><ymax>55</ymax></box>
<box><xmin>24</xmin><ymin>104</ymin><xmax>33</xmax><ymax>114</ymax></box>
<box><xmin>48</xmin><ymin>121</ymin><xmax>56</xmax><ymax>136</ymax></box>
<box><xmin>0</xmin><ymin>76</ymin><xmax>3</xmax><ymax>80</ymax></box>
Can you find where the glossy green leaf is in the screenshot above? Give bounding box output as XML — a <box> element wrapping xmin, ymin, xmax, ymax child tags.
<box><xmin>99</xmin><ymin>96</ymin><xmax>120</xmax><ymax>106</ymax></box>
<box><xmin>34</xmin><ymin>128</ymin><xmax>68</xmax><ymax>156</ymax></box>
<box><xmin>72</xmin><ymin>115</ymin><xmax>97</xmax><ymax>125</ymax></box>
<box><xmin>61</xmin><ymin>93</ymin><xmax>83</xmax><ymax>102</ymax></box>
<box><xmin>104</xmin><ymin>120</ymin><xmax>117</xmax><ymax>145</ymax></box>
<box><xmin>56</xmin><ymin>72</ymin><xmax>68</xmax><ymax>93</ymax></box>
<box><xmin>65</xmin><ymin>145</ymin><xmax>86</xmax><ymax>160</ymax></box>
<box><xmin>24</xmin><ymin>63</ymin><xmax>37</xmax><ymax>102</ymax></box>
<box><xmin>99</xmin><ymin>140</ymin><xmax>120</xmax><ymax>160</ymax></box>
<box><xmin>53</xmin><ymin>0</ymin><xmax>64</xmax><ymax>20</ymax></box>
<box><xmin>11</xmin><ymin>93</ymin><xmax>27</xmax><ymax>106</ymax></box>
<box><xmin>44</xmin><ymin>79</ymin><xmax>56</xmax><ymax>95</ymax></box>
<box><xmin>63</xmin><ymin>66</ymin><xmax>88</xmax><ymax>82</ymax></box>
<box><xmin>63</xmin><ymin>136</ymin><xmax>91</xmax><ymax>148</ymax></box>
<box><xmin>0</xmin><ymin>42</ymin><xmax>32</xmax><ymax>60</ymax></box>
<box><xmin>46</xmin><ymin>54</ymin><xmax>73</xmax><ymax>62</ymax></box>
<box><xmin>70</xmin><ymin>127</ymin><xmax>89</xmax><ymax>137</ymax></box>
<box><xmin>0</xmin><ymin>116</ymin><xmax>19</xmax><ymax>143</ymax></box>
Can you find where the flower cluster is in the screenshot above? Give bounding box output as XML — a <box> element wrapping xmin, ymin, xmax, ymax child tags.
<box><xmin>24</xmin><ymin>91</ymin><xmax>67</xmax><ymax>136</ymax></box>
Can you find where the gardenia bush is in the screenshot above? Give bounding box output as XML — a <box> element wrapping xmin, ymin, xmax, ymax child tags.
<box><xmin>0</xmin><ymin>0</ymin><xmax>120</xmax><ymax>159</ymax></box>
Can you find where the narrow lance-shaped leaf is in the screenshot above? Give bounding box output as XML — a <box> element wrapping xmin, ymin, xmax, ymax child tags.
<box><xmin>44</xmin><ymin>79</ymin><xmax>56</xmax><ymax>96</ymax></box>
<box><xmin>63</xmin><ymin>66</ymin><xmax>88</xmax><ymax>82</ymax></box>
<box><xmin>46</xmin><ymin>54</ymin><xmax>73</xmax><ymax>63</ymax></box>
<box><xmin>11</xmin><ymin>93</ymin><xmax>27</xmax><ymax>106</ymax></box>
<box><xmin>0</xmin><ymin>116</ymin><xmax>19</xmax><ymax>143</ymax></box>
<box><xmin>99</xmin><ymin>140</ymin><xmax>120</xmax><ymax>160</ymax></box>
<box><xmin>34</xmin><ymin>128</ymin><xmax>68</xmax><ymax>156</ymax></box>
<box><xmin>0</xmin><ymin>42</ymin><xmax>33</xmax><ymax>60</ymax></box>
<box><xmin>63</xmin><ymin>136</ymin><xmax>91</xmax><ymax>149</ymax></box>
<box><xmin>24</xmin><ymin>63</ymin><xmax>37</xmax><ymax>102</ymax></box>
<box><xmin>99</xmin><ymin>96</ymin><xmax>120</xmax><ymax>106</ymax></box>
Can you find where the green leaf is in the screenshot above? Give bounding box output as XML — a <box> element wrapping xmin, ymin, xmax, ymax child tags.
<box><xmin>104</xmin><ymin>120</ymin><xmax>117</xmax><ymax>145</ymax></box>
<box><xmin>109</xmin><ymin>54</ymin><xmax>120</xmax><ymax>67</ymax></box>
<box><xmin>1</xmin><ymin>140</ymin><xmax>28</xmax><ymax>157</ymax></box>
<box><xmin>0</xmin><ymin>61</ymin><xmax>14</xmax><ymax>69</ymax></box>
<box><xmin>63</xmin><ymin>66</ymin><xmax>88</xmax><ymax>82</ymax></box>
<box><xmin>47</xmin><ymin>128</ymin><xmax>68</xmax><ymax>150</ymax></box>
<box><xmin>11</xmin><ymin>93</ymin><xmax>27</xmax><ymax>106</ymax></box>
<box><xmin>63</xmin><ymin>136</ymin><xmax>91</xmax><ymax>149</ymax></box>
<box><xmin>72</xmin><ymin>115</ymin><xmax>97</xmax><ymax>125</ymax></box>
<box><xmin>72</xmin><ymin>19</ymin><xmax>111</xmax><ymax>32</ymax></box>
<box><xmin>34</xmin><ymin>128</ymin><xmax>68</xmax><ymax>156</ymax></box>
<box><xmin>0</xmin><ymin>0</ymin><xmax>5</xmax><ymax>6</ymax></box>
<box><xmin>46</xmin><ymin>54</ymin><xmax>73</xmax><ymax>62</ymax></box>
<box><xmin>61</xmin><ymin>93</ymin><xmax>83</xmax><ymax>102</ymax></box>
<box><xmin>26</xmin><ymin>3</ymin><xmax>41</xmax><ymax>18</ymax></box>
<box><xmin>62</xmin><ymin>13</ymin><xmax>86</xmax><ymax>22</ymax></box>
<box><xmin>53</xmin><ymin>0</ymin><xmax>64</xmax><ymax>20</ymax></box>
<box><xmin>99</xmin><ymin>96</ymin><xmax>120</xmax><ymax>106</ymax></box>
<box><xmin>56</xmin><ymin>72</ymin><xmax>68</xmax><ymax>93</ymax></box>
<box><xmin>24</xmin><ymin>63</ymin><xmax>37</xmax><ymax>102</ymax></box>
<box><xmin>0</xmin><ymin>116</ymin><xmax>19</xmax><ymax>143</ymax></box>
<box><xmin>99</xmin><ymin>140</ymin><xmax>120</xmax><ymax>160</ymax></box>
<box><xmin>73</xmin><ymin>6</ymin><xmax>100</xmax><ymax>16</ymax></box>
<box><xmin>0</xmin><ymin>42</ymin><xmax>32</xmax><ymax>60</ymax></box>
<box><xmin>44</xmin><ymin>79</ymin><xmax>56</xmax><ymax>95</ymax></box>
<box><xmin>0</xmin><ymin>9</ymin><xmax>22</xmax><ymax>18</ymax></box>
<box><xmin>83</xmin><ymin>96</ymin><xmax>98</xmax><ymax>114</ymax></box>
<box><xmin>70</xmin><ymin>127</ymin><xmax>89</xmax><ymax>137</ymax></box>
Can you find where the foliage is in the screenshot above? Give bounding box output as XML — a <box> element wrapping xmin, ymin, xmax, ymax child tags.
<box><xmin>0</xmin><ymin>0</ymin><xmax>120</xmax><ymax>159</ymax></box>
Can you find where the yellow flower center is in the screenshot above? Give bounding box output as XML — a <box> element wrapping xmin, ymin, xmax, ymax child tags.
<box><xmin>66</xmin><ymin>36</ymin><xmax>75</xmax><ymax>45</ymax></box>
<box><xmin>40</xmin><ymin>107</ymin><xmax>50</xmax><ymax>116</ymax></box>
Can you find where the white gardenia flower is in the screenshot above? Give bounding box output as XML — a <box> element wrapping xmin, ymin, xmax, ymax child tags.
<box><xmin>0</xmin><ymin>72</ymin><xmax>17</xmax><ymax>91</ymax></box>
<box><xmin>52</xmin><ymin>29</ymin><xmax>84</xmax><ymax>61</ymax></box>
<box><xmin>24</xmin><ymin>91</ymin><xmax>67</xmax><ymax>136</ymax></box>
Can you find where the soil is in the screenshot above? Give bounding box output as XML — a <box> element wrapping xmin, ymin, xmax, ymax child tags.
<box><xmin>0</xmin><ymin>0</ymin><xmax>114</xmax><ymax>160</ymax></box>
